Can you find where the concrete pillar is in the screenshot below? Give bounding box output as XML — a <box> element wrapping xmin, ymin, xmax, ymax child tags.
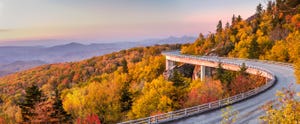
<box><xmin>193</xmin><ymin>65</ymin><xmax>201</xmax><ymax>80</ymax></box>
<box><xmin>200</xmin><ymin>65</ymin><xmax>206</xmax><ymax>81</ymax></box>
<box><xmin>166</xmin><ymin>60</ymin><xmax>175</xmax><ymax>70</ymax></box>
<box><xmin>193</xmin><ymin>65</ymin><xmax>206</xmax><ymax>81</ymax></box>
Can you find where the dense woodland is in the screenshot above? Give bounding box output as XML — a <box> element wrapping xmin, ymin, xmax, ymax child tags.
<box><xmin>0</xmin><ymin>0</ymin><xmax>300</xmax><ymax>123</ymax></box>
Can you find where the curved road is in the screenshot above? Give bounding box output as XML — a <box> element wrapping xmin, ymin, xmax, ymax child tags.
<box><xmin>167</xmin><ymin>52</ymin><xmax>298</xmax><ymax>124</ymax></box>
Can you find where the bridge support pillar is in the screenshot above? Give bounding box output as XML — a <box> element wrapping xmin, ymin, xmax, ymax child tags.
<box><xmin>166</xmin><ymin>60</ymin><xmax>175</xmax><ymax>70</ymax></box>
<box><xmin>193</xmin><ymin>65</ymin><xmax>207</xmax><ymax>81</ymax></box>
<box><xmin>200</xmin><ymin>65</ymin><xmax>206</xmax><ymax>81</ymax></box>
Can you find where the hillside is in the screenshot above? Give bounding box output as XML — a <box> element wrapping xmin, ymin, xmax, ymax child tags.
<box><xmin>0</xmin><ymin>44</ymin><xmax>181</xmax><ymax>93</ymax></box>
<box><xmin>0</xmin><ymin>44</ymin><xmax>182</xmax><ymax>123</ymax></box>
<box><xmin>0</xmin><ymin>60</ymin><xmax>46</xmax><ymax>77</ymax></box>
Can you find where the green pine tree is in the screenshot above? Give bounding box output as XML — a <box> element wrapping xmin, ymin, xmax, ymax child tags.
<box><xmin>121</xmin><ymin>58</ymin><xmax>129</xmax><ymax>73</ymax></box>
<box><xmin>238</xmin><ymin>63</ymin><xmax>248</xmax><ymax>76</ymax></box>
<box><xmin>51</xmin><ymin>89</ymin><xmax>72</xmax><ymax>123</ymax></box>
<box><xmin>120</xmin><ymin>82</ymin><xmax>133</xmax><ymax>112</ymax></box>
<box><xmin>215</xmin><ymin>63</ymin><xmax>234</xmax><ymax>90</ymax></box>
<box><xmin>19</xmin><ymin>84</ymin><xmax>42</xmax><ymax>122</ymax></box>
<box><xmin>217</xmin><ymin>20</ymin><xmax>223</xmax><ymax>33</ymax></box>
<box><xmin>170</xmin><ymin>70</ymin><xmax>186</xmax><ymax>87</ymax></box>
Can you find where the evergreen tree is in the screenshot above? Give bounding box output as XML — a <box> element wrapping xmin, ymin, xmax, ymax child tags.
<box><xmin>19</xmin><ymin>85</ymin><xmax>42</xmax><ymax>122</ymax></box>
<box><xmin>121</xmin><ymin>58</ymin><xmax>129</xmax><ymax>73</ymax></box>
<box><xmin>231</xmin><ymin>14</ymin><xmax>236</xmax><ymax>25</ymax></box>
<box><xmin>225</xmin><ymin>22</ymin><xmax>230</xmax><ymax>29</ymax></box>
<box><xmin>217</xmin><ymin>20</ymin><xmax>223</xmax><ymax>33</ymax></box>
<box><xmin>267</xmin><ymin>1</ymin><xmax>273</xmax><ymax>14</ymax></box>
<box><xmin>249</xmin><ymin>38</ymin><xmax>259</xmax><ymax>59</ymax></box>
<box><xmin>256</xmin><ymin>3</ymin><xmax>263</xmax><ymax>15</ymax></box>
<box><xmin>19</xmin><ymin>85</ymin><xmax>71</xmax><ymax>123</ymax></box>
<box><xmin>120</xmin><ymin>82</ymin><xmax>133</xmax><ymax>112</ymax></box>
<box><xmin>215</xmin><ymin>63</ymin><xmax>225</xmax><ymax>81</ymax></box>
<box><xmin>238</xmin><ymin>63</ymin><xmax>248</xmax><ymax>76</ymax></box>
<box><xmin>51</xmin><ymin>89</ymin><xmax>72</xmax><ymax>123</ymax></box>
<box><xmin>169</xmin><ymin>70</ymin><xmax>187</xmax><ymax>87</ymax></box>
<box><xmin>215</xmin><ymin>63</ymin><xmax>234</xmax><ymax>90</ymax></box>
<box><xmin>237</xmin><ymin>15</ymin><xmax>242</xmax><ymax>22</ymax></box>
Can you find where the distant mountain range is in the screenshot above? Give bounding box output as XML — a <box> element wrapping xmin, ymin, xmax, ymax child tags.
<box><xmin>0</xmin><ymin>36</ymin><xmax>196</xmax><ymax>76</ymax></box>
<box><xmin>0</xmin><ymin>60</ymin><xmax>46</xmax><ymax>77</ymax></box>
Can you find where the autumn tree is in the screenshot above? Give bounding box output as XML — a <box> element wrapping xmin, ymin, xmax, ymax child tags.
<box><xmin>265</xmin><ymin>40</ymin><xmax>289</xmax><ymax>62</ymax></box>
<box><xmin>185</xmin><ymin>79</ymin><xmax>223</xmax><ymax>107</ymax></box>
<box><xmin>261</xmin><ymin>87</ymin><xmax>300</xmax><ymax>123</ymax></box>
<box><xmin>76</xmin><ymin>114</ymin><xmax>101</xmax><ymax>124</ymax></box>
<box><xmin>128</xmin><ymin>76</ymin><xmax>176</xmax><ymax>119</ymax></box>
<box><xmin>229</xmin><ymin>74</ymin><xmax>252</xmax><ymax>95</ymax></box>
<box><xmin>221</xmin><ymin>105</ymin><xmax>238</xmax><ymax>124</ymax></box>
<box><xmin>29</xmin><ymin>98</ymin><xmax>54</xmax><ymax>123</ymax></box>
<box><xmin>294</xmin><ymin>58</ymin><xmax>300</xmax><ymax>85</ymax></box>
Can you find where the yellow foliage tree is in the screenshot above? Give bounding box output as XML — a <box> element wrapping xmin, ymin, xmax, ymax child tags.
<box><xmin>62</xmin><ymin>71</ymin><xmax>128</xmax><ymax>123</ymax></box>
<box><xmin>265</xmin><ymin>40</ymin><xmax>289</xmax><ymax>62</ymax></box>
<box><xmin>261</xmin><ymin>88</ymin><xmax>300</xmax><ymax>123</ymax></box>
<box><xmin>287</xmin><ymin>31</ymin><xmax>300</xmax><ymax>62</ymax></box>
<box><xmin>295</xmin><ymin>59</ymin><xmax>300</xmax><ymax>84</ymax></box>
<box><xmin>128</xmin><ymin>76</ymin><xmax>175</xmax><ymax>119</ymax></box>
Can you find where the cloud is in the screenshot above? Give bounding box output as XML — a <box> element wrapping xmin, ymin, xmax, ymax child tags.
<box><xmin>0</xmin><ymin>29</ymin><xmax>10</xmax><ymax>32</ymax></box>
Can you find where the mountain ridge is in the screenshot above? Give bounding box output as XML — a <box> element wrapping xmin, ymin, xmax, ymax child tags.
<box><xmin>0</xmin><ymin>36</ymin><xmax>195</xmax><ymax>77</ymax></box>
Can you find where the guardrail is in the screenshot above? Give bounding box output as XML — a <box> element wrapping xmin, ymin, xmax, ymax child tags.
<box><xmin>118</xmin><ymin>51</ymin><xmax>278</xmax><ymax>124</ymax></box>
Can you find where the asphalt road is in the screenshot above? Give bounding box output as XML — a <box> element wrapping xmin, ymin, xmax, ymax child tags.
<box><xmin>169</xmin><ymin>57</ymin><xmax>298</xmax><ymax>124</ymax></box>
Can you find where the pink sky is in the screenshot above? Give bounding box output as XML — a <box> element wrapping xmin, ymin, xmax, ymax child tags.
<box><xmin>0</xmin><ymin>0</ymin><xmax>263</xmax><ymax>45</ymax></box>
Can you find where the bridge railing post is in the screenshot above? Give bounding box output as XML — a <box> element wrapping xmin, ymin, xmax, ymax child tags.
<box><xmin>148</xmin><ymin>117</ymin><xmax>151</xmax><ymax>124</ymax></box>
<box><xmin>169</xmin><ymin>111</ymin><xmax>173</xmax><ymax>120</ymax></box>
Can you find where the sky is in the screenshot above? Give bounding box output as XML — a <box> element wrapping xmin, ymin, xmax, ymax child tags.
<box><xmin>0</xmin><ymin>0</ymin><xmax>264</xmax><ymax>46</ymax></box>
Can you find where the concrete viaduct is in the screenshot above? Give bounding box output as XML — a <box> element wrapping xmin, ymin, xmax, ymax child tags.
<box><xmin>119</xmin><ymin>51</ymin><xmax>298</xmax><ymax>124</ymax></box>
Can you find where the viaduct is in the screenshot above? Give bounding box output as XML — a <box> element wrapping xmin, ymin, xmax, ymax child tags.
<box><xmin>120</xmin><ymin>51</ymin><xmax>297</xmax><ymax>124</ymax></box>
